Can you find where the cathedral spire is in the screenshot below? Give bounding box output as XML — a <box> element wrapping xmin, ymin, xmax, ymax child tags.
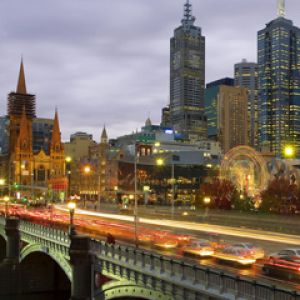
<box><xmin>50</xmin><ymin>108</ymin><xmax>62</xmax><ymax>151</ymax></box>
<box><xmin>277</xmin><ymin>0</ymin><xmax>285</xmax><ymax>17</ymax></box>
<box><xmin>16</xmin><ymin>58</ymin><xmax>27</xmax><ymax>95</ymax></box>
<box><xmin>181</xmin><ymin>0</ymin><xmax>195</xmax><ymax>28</ymax></box>
<box><xmin>101</xmin><ymin>125</ymin><xmax>108</xmax><ymax>144</ymax></box>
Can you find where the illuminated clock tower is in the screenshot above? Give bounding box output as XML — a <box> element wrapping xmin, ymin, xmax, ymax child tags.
<box><xmin>170</xmin><ymin>0</ymin><xmax>206</xmax><ymax>141</ymax></box>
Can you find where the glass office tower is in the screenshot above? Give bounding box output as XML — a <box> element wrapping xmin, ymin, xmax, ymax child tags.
<box><xmin>258</xmin><ymin>11</ymin><xmax>300</xmax><ymax>157</ymax></box>
<box><xmin>170</xmin><ymin>0</ymin><xmax>206</xmax><ymax>142</ymax></box>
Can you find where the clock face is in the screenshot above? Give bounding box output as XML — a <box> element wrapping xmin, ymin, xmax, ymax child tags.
<box><xmin>173</xmin><ymin>51</ymin><xmax>181</xmax><ymax>69</ymax></box>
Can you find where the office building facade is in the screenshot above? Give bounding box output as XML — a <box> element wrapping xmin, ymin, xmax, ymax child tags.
<box><xmin>258</xmin><ymin>3</ymin><xmax>300</xmax><ymax>157</ymax></box>
<box><xmin>234</xmin><ymin>59</ymin><xmax>258</xmax><ymax>148</ymax></box>
<box><xmin>205</xmin><ymin>79</ymin><xmax>248</xmax><ymax>153</ymax></box>
<box><xmin>170</xmin><ymin>0</ymin><xmax>206</xmax><ymax>141</ymax></box>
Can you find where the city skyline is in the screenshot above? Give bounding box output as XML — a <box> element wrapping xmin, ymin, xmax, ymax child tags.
<box><xmin>0</xmin><ymin>0</ymin><xmax>299</xmax><ymax>140</ymax></box>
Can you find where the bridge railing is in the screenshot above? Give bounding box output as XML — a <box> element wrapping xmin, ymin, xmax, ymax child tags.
<box><xmin>91</xmin><ymin>240</ymin><xmax>300</xmax><ymax>300</ymax></box>
<box><xmin>18</xmin><ymin>220</ymin><xmax>70</xmax><ymax>259</ymax></box>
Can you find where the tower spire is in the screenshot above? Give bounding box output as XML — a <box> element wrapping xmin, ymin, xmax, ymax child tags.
<box><xmin>16</xmin><ymin>58</ymin><xmax>27</xmax><ymax>95</ymax></box>
<box><xmin>182</xmin><ymin>0</ymin><xmax>195</xmax><ymax>28</ymax></box>
<box><xmin>277</xmin><ymin>0</ymin><xmax>285</xmax><ymax>17</ymax></box>
<box><xmin>50</xmin><ymin>108</ymin><xmax>62</xmax><ymax>152</ymax></box>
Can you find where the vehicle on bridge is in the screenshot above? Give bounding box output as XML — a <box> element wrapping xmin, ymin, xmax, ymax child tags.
<box><xmin>213</xmin><ymin>246</ymin><xmax>256</xmax><ymax>266</ymax></box>
<box><xmin>232</xmin><ymin>242</ymin><xmax>265</xmax><ymax>260</ymax></box>
<box><xmin>183</xmin><ymin>239</ymin><xmax>214</xmax><ymax>257</ymax></box>
<box><xmin>263</xmin><ymin>250</ymin><xmax>300</xmax><ymax>281</ymax></box>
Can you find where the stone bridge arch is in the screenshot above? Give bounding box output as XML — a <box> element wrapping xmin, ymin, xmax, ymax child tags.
<box><xmin>98</xmin><ymin>280</ymin><xmax>175</xmax><ymax>300</ymax></box>
<box><xmin>0</xmin><ymin>232</ymin><xmax>6</xmax><ymax>262</ymax></box>
<box><xmin>20</xmin><ymin>243</ymin><xmax>71</xmax><ymax>280</ymax></box>
<box><xmin>0</xmin><ymin>226</ymin><xmax>7</xmax><ymax>242</ymax></box>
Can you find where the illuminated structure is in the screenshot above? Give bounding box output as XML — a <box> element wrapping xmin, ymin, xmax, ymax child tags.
<box><xmin>170</xmin><ymin>0</ymin><xmax>206</xmax><ymax>141</ymax></box>
<box><xmin>7</xmin><ymin>61</ymin><xmax>66</xmax><ymax>198</ymax></box>
<box><xmin>258</xmin><ymin>0</ymin><xmax>300</xmax><ymax>157</ymax></box>
<box><xmin>220</xmin><ymin>146</ymin><xmax>269</xmax><ymax>197</ymax></box>
<box><xmin>234</xmin><ymin>59</ymin><xmax>258</xmax><ymax>148</ymax></box>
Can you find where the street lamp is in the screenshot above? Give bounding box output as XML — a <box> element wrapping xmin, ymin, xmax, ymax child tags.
<box><xmin>0</xmin><ymin>178</ymin><xmax>5</xmax><ymax>198</ymax></box>
<box><xmin>203</xmin><ymin>196</ymin><xmax>211</xmax><ymax>220</ymax></box>
<box><xmin>67</xmin><ymin>201</ymin><xmax>76</xmax><ymax>236</ymax></box>
<box><xmin>65</xmin><ymin>156</ymin><xmax>72</xmax><ymax>200</ymax></box>
<box><xmin>134</xmin><ymin>143</ymin><xmax>138</xmax><ymax>248</ymax></box>
<box><xmin>83</xmin><ymin>165</ymin><xmax>91</xmax><ymax>208</ymax></box>
<box><xmin>204</xmin><ymin>197</ymin><xmax>211</xmax><ymax>205</ymax></box>
<box><xmin>284</xmin><ymin>145</ymin><xmax>295</xmax><ymax>158</ymax></box>
<box><xmin>156</xmin><ymin>157</ymin><xmax>175</xmax><ymax>219</ymax></box>
<box><xmin>4</xmin><ymin>196</ymin><xmax>9</xmax><ymax>217</ymax></box>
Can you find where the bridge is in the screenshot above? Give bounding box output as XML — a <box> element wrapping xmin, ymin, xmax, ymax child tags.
<box><xmin>0</xmin><ymin>215</ymin><xmax>299</xmax><ymax>300</ymax></box>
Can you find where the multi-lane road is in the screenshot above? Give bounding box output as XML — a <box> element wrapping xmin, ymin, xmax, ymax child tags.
<box><xmin>2</xmin><ymin>203</ymin><xmax>300</xmax><ymax>292</ymax></box>
<box><xmin>55</xmin><ymin>205</ymin><xmax>300</xmax><ymax>290</ymax></box>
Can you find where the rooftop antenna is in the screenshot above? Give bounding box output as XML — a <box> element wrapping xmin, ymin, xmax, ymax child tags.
<box><xmin>181</xmin><ymin>0</ymin><xmax>195</xmax><ymax>29</ymax></box>
<box><xmin>277</xmin><ymin>0</ymin><xmax>285</xmax><ymax>17</ymax></box>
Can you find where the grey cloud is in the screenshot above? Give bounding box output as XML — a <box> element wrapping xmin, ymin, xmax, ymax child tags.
<box><xmin>0</xmin><ymin>0</ymin><xmax>299</xmax><ymax>141</ymax></box>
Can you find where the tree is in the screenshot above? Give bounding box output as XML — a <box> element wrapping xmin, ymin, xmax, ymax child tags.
<box><xmin>260</xmin><ymin>177</ymin><xmax>298</xmax><ymax>213</ymax></box>
<box><xmin>199</xmin><ymin>178</ymin><xmax>237</xmax><ymax>209</ymax></box>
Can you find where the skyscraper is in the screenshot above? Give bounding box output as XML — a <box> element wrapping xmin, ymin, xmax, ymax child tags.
<box><xmin>205</xmin><ymin>79</ymin><xmax>248</xmax><ymax>153</ymax></box>
<box><xmin>170</xmin><ymin>0</ymin><xmax>206</xmax><ymax>142</ymax></box>
<box><xmin>258</xmin><ymin>0</ymin><xmax>300</xmax><ymax>157</ymax></box>
<box><xmin>234</xmin><ymin>59</ymin><xmax>258</xmax><ymax>148</ymax></box>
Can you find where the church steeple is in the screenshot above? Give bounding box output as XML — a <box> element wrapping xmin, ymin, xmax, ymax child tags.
<box><xmin>101</xmin><ymin>125</ymin><xmax>108</xmax><ymax>144</ymax></box>
<box><xmin>50</xmin><ymin>109</ymin><xmax>63</xmax><ymax>152</ymax></box>
<box><xmin>16</xmin><ymin>58</ymin><xmax>27</xmax><ymax>95</ymax></box>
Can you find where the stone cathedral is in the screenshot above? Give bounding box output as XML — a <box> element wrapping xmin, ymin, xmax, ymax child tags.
<box><xmin>2</xmin><ymin>61</ymin><xmax>66</xmax><ymax>199</ymax></box>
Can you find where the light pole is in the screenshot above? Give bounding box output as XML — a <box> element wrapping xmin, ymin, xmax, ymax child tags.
<box><xmin>0</xmin><ymin>178</ymin><xmax>5</xmax><ymax>198</ymax></box>
<box><xmin>4</xmin><ymin>196</ymin><xmax>9</xmax><ymax>217</ymax></box>
<box><xmin>284</xmin><ymin>145</ymin><xmax>295</xmax><ymax>159</ymax></box>
<box><xmin>203</xmin><ymin>196</ymin><xmax>211</xmax><ymax>221</ymax></box>
<box><xmin>65</xmin><ymin>156</ymin><xmax>72</xmax><ymax>200</ymax></box>
<box><xmin>83</xmin><ymin>165</ymin><xmax>91</xmax><ymax>208</ymax></box>
<box><xmin>134</xmin><ymin>142</ymin><xmax>138</xmax><ymax>248</ymax></box>
<box><xmin>156</xmin><ymin>157</ymin><xmax>175</xmax><ymax>219</ymax></box>
<box><xmin>67</xmin><ymin>201</ymin><xmax>76</xmax><ymax>236</ymax></box>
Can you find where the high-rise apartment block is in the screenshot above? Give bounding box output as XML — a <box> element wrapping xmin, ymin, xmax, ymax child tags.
<box><xmin>205</xmin><ymin>79</ymin><xmax>248</xmax><ymax>153</ymax></box>
<box><xmin>234</xmin><ymin>59</ymin><xmax>258</xmax><ymax>148</ymax></box>
<box><xmin>258</xmin><ymin>1</ymin><xmax>300</xmax><ymax>157</ymax></box>
<box><xmin>170</xmin><ymin>0</ymin><xmax>206</xmax><ymax>141</ymax></box>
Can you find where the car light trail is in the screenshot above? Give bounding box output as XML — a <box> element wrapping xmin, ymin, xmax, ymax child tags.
<box><xmin>55</xmin><ymin>205</ymin><xmax>300</xmax><ymax>246</ymax></box>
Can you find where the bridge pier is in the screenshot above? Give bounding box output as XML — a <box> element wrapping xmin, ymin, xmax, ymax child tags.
<box><xmin>0</xmin><ymin>217</ymin><xmax>21</xmax><ymax>298</ymax></box>
<box><xmin>70</xmin><ymin>234</ymin><xmax>96</xmax><ymax>300</ymax></box>
<box><xmin>4</xmin><ymin>217</ymin><xmax>20</xmax><ymax>264</ymax></box>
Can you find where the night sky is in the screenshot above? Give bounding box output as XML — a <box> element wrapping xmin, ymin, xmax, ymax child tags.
<box><xmin>0</xmin><ymin>0</ymin><xmax>299</xmax><ymax>141</ymax></box>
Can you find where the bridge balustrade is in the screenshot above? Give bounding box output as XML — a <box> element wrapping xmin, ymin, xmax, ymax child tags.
<box><xmin>1</xmin><ymin>215</ymin><xmax>300</xmax><ymax>300</ymax></box>
<box><xmin>90</xmin><ymin>239</ymin><xmax>300</xmax><ymax>300</ymax></box>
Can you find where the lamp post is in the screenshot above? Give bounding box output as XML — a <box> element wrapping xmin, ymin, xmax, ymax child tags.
<box><xmin>65</xmin><ymin>156</ymin><xmax>72</xmax><ymax>200</ymax></box>
<box><xmin>134</xmin><ymin>142</ymin><xmax>138</xmax><ymax>248</ymax></box>
<box><xmin>0</xmin><ymin>178</ymin><xmax>5</xmax><ymax>198</ymax></box>
<box><xmin>156</xmin><ymin>157</ymin><xmax>175</xmax><ymax>219</ymax></box>
<box><xmin>83</xmin><ymin>165</ymin><xmax>91</xmax><ymax>208</ymax></box>
<box><xmin>284</xmin><ymin>145</ymin><xmax>295</xmax><ymax>159</ymax></box>
<box><xmin>4</xmin><ymin>196</ymin><xmax>9</xmax><ymax>217</ymax></box>
<box><xmin>67</xmin><ymin>201</ymin><xmax>76</xmax><ymax>236</ymax></box>
<box><xmin>203</xmin><ymin>196</ymin><xmax>211</xmax><ymax>220</ymax></box>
